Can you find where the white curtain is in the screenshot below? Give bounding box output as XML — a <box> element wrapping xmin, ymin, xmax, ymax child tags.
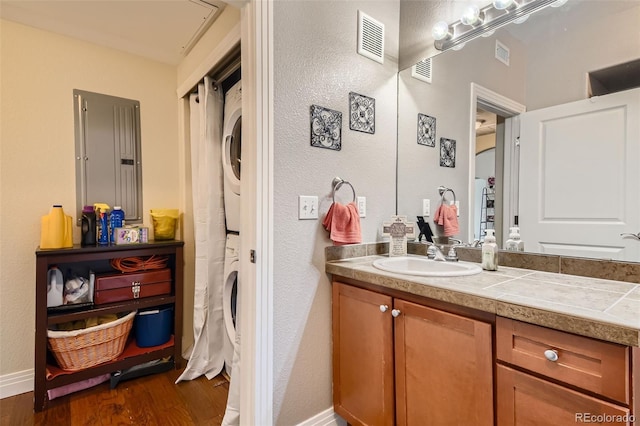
<box><xmin>177</xmin><ymin>76</ymin><xmax>227</xmax><ymax>382</ymax></box>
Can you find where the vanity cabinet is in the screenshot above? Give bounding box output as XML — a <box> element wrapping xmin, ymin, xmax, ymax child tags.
<box><xmin>34</xmin><ymin>241</ymin><xmax>184</xmax><ymax>412</ymax></box>
<box><xmin>332</xmin><ymin>280</ymin><xmax>493</xmax><ymax>426</ymax></box>
<box><xmin>496</xmin><ymin>317</ymin><xmax>634</xmax><ymax>425</ymax></box>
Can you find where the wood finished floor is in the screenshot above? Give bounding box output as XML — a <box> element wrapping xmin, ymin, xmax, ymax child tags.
<box><xmin>0</xmin><ymin>369</ymin><xmax>229</xmax><ymax>426</ymax></box>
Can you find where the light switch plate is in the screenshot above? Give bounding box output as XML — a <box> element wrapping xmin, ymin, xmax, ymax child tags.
<box><xmin>455</xmin><ymin>200</ymin><xmax>460</xmax><ymax>217</ymax></box>
<box><xmin>357</xmin><ymin>196</ymin><xmax>366</xmax><ymax>218</ymax></box>
<box><xmin>422</xmin><ymin>199</ymin><xmax>430</xmax><ymax>216</ymax></box>
<box><xmin>298</xmin><ymin>196</ymin><xmax>318</xmax><ymax>219</ymax></box>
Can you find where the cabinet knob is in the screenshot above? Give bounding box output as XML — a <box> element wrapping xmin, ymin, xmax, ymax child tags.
<box><xmin>544</xmin><ymin>349</ymin><xmax>559</xmax><ymax>362</ymax></box>
<box><xmin>379</xmin><ymin>305</ymin><xmax>389</xmax><ymax>313</ymax></box>
<box><xmin>391</xmin><ymin>309</ymin><xmax>401</xmax><ymax>318</ymax></box>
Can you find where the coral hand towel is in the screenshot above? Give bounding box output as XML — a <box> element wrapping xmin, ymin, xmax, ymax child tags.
<box><xmin>322</xmin><ymin>202</ymin><xmax>362</xmax><ymax>246</ymax></box>
<box><xmin>434</xmin><ymin>204</ymin><xmax>459</xmax><ymax>237</ymax></box>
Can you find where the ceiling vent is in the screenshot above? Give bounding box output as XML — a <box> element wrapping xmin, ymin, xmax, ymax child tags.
<box><xmin>411</xmin><ymin>58</ymin><xmax>433</xmax><ymax>84</ymax></box>
<box><xmin>495</xmin><ymin>40</ymin><xmax>510</xmax><ymax>66</ymax></box>
<box><xmin>357</xmin><ymin>10</ymin><xmax>385</xmax><ymax>64</ymax></box>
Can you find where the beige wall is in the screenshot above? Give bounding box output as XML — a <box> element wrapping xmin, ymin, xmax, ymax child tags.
<box><xmin>0</xmin><ymin>20</ymin><xmax>181</xmax><ymax>376</ymax></box>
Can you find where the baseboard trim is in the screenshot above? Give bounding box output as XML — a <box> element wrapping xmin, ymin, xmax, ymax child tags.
<box><xmin>296</xmin><ymin>407</ymin><xmax>346</xmax><ymax>426</ymax></box>
<box><xmin>0</xmin><ymin>369</ymin><xmax>34</xmax><ymax>399</ymax></box>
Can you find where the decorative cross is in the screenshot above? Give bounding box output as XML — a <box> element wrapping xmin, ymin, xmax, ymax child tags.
<box><xmin>382</xmin><ymin>215</ymin><xmax>416</xmax><ymax>257</ymax></box>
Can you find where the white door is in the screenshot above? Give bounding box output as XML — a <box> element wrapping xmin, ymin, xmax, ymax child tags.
<box><xmin>519</xmin><ymin>88</ymin><xmax>640</xmax><ymax>261</ymax></box>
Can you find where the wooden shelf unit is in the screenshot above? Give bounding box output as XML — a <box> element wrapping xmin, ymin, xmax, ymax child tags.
<box><xmin>34</xmin><ymin>241</ymin><xmax>184</xmax><ymax>412</ymax></box>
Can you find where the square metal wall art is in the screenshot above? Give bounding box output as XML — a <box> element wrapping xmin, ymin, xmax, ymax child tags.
<box><xmin>440</xmin><ymin>137</ymin><xmax>456</xmax><ymax>168</ymax></box>
<box><xmin>417</xmin><ymin>113</ymin><xmax>436</xmax><ymax>146</ymax></box>
<box><xmin>349</xmin><ymin>92</ymin><xmax>375</xmax><ymax>134</ymax></box>
<box><xmin>310</xmin><ymin>105</ymin><xmax>342</xmax><ymax>150</ymax></box>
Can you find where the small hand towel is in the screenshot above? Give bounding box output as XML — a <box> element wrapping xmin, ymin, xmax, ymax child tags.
<box><xmin>322</xmin><ymin>202</ymin><xmax>362</xmax><ymax>246</ymax></box>
<box><xmin>434</xmin><ymin>203</ymin><xmax>459</xmax><ymax>237</ymax></box>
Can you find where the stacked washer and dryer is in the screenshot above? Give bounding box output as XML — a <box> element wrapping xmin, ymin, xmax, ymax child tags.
<box><xmin>222</xmin><ymin>80</ymin><xmax>241</xmax><ymax>378</ymax></box>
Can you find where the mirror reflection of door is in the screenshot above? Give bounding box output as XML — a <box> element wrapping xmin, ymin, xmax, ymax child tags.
<box><xmin>474</xmin><ymin>108</ymin><xmax>506</xmax><ymax>244</ymax></box>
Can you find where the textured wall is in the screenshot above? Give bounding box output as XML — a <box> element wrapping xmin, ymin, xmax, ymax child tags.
<box><xmin>272</xmin><ymin>1</ymin><xmax>399</xmax><ymax>424</ymax></box>
<box><xmin>0</xmin><ymin>20</ymin><xmax>180</xmax><ymax>377</ymax></box>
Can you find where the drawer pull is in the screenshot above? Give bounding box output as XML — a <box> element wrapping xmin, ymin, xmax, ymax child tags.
<box><xmin>131</xmin><ymin>281</ymin><xmax>141</xmax><ymax>299</ymax></box>
<box><xmin>391</xmin><ymin>309</ymin><xmax>401</xmax><ymax>318</ymax></box>
<box><xmin>544</xmin><ymin>349</ymin><xmax>558</xmax><ymax>362</ymax></box>
<box><xmin>379</xmin><ymin>305</ymin><xmax>389</xmax><ymax>313</ymax></box>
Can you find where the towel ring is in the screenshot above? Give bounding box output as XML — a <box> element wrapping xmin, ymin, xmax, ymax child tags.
<box><xmin>332</xmin><ymin>177</ymin><xmax>357</xmax><ymax>203</ymax></box>
<box><xmin>438</xmin><ymin>186</ymin><xmax>456</xmax><ymax>203</ymax></box>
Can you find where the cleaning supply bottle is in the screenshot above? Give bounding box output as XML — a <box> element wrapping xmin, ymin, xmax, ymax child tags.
<box><xmin>505</xmin><ymin>227</ymin><xmax>524</xmax><ymax>251</ymax></box>
<box><xmin>109</xmin><ymin>206</ymin><xmax>125</xmax><ymax>244</ymax></box>
<box><xmin>80</xmin><ymin>205</ymin><xmax>97</xmax><ymax>247</ymax></box>
<box><xmin>40</xmin><ymin>205</ymin><xmax>73</xmax><ymax>249</ymax></box>
<box><xmin>481</xmin><ymin>229</ymin><xmax>498</xmax><ymax>271</ymax></box>
<box><xmin>94</xmin><ymin>203</ymin><xmax>111</xmax><ymax>246</ymax></box>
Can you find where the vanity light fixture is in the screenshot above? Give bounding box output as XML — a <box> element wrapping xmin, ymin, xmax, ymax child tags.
<box><xmin>461</xmin><ymin>5</ymin><xmax>483</xmax><ymax>26</ymax></box>
<box><xmin>432</xmin><ymin>20</ymin><xmax>452</xmax><ymax>41</ymax></box>
<box><xmin>434</xmin><ymin>0</ymin><xmax>564</xmax><ymax>52</ymax></box>
<box><xmin>493</xmin><ymin>0</ymin><xmax>517</xmax><ymax>11</ymax></box>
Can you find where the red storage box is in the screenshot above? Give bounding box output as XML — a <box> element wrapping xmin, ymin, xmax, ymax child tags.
<box><xmin>94</xmin><ymin>269</ymin><xmax>171</xmax><ymax>305</ymax></box>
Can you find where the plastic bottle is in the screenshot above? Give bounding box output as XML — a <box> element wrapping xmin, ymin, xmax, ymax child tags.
<box><xmin>505</xmin><ymin>227</ymin><xmax>524</xmax><ymax>251</ymax></box>
<box><xmin>81</xmin><ymin>205</ymin><xmax>97</xmax><ymax>247</ymax></box>
<box><xmin>94</xmin><ymin>203</ymin><xmax>111</xmax><ymax>246</ymax></box>
<box><xmin>109</xmin><ymin>206</ymin><xmax>125</xmax><ymax>244</ymax></box>
<box><xmin>481</xmin><ymin>229</ymin><xmax>498</xmax><ymax>271</ymax></box>
<box><xmin>40</xmin><ymin>205</ymin><xmax>73</xmax><ymax>249</ymax></box>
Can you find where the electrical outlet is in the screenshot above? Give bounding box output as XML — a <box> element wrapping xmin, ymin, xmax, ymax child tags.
<box><xmin>357</xmin><ymin>196</ymin><xmax>366</xmax><ymax>218</ymax></box>
<box><xmin>298</xmin><ymin>196</ymin><xmax>318</xmax><ymax>219</ymax></box>
<box><xmin>455</xmin><ymin>200</ymin><xmax>460</xmax><ymax>217</ymax></box>
<box><xmin>422</xmin><ymin>199</ymin><xmax>430</xmax><ymax>216</ymax></box>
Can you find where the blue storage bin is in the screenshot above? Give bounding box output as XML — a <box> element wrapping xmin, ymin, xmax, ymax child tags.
<box><xmin>135</xmin><ymin>306</ymin><xmax>173</xmax><ymax>347</ymax></box>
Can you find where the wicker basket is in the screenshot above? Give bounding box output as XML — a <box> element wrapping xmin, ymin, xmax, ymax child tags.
<box><xmin>47</xmin><ymin>311</ymin><xmax>136</xmax><ymax>371</ymax></box>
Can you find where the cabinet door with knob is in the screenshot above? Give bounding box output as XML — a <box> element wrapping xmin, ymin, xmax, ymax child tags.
<box><xmin>332</xmin><ymin>281</ymin><xmax>395</xmax><ymax>426</ymax></box>
<box><xmin>332</xmin><ymin>281</ymin><xmax>494</xmax><ymax>426</ymax></box>
<box><xmin>394</xmin><ymin>298</ymin><xmax>493</xmax><ymax>425</ymax></box>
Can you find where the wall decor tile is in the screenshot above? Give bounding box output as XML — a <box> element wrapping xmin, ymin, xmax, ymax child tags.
<box><xmin>310</xmin><ymin>104</ymin><xmax>342</xmax><ymax>150</ymax></box>
<box><xmin>349</xmin><ymin>92</ymin><xmax>375</xmax><ymax>134</ymax></box>
<box><xmin>440</xmin><ymin>137</ymin><xmax>456</xmax><ymax>168</ymax></box>
<box><xmin>417</xmin><ymin>113</ymin><xmax>436</xmax><ymax>146</ymax></box>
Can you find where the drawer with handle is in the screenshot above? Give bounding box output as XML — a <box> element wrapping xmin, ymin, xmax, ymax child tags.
<box><xmin>496</xmin><ymin>316</ymin><xmax>629</xmax><ymax>404</ymax></box>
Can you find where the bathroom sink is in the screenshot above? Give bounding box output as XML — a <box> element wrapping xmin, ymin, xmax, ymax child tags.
<box><xmin>372</xmin><ymin>256</ymin><xmax>482</xmax><ymax>277</ymax></box>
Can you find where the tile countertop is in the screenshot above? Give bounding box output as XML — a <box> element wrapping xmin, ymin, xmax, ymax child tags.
<box><xmin>326</xmin><ymin>255</ymin><xmax>640</xmax><ymax>347</ymax></box>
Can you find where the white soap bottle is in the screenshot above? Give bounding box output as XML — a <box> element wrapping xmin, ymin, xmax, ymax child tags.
<box><xmin>505</xmin><ymin>227</ymin><xmax>524</xmax><ymax>251</ymax></box>
<box><xmin>482</xmin><ymin>229</ymin><xmax>498</xmax><ymax>271</ymax></box>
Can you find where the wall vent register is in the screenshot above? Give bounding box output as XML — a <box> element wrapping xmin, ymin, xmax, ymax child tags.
<box><xmin>357</xmin><ymin>10</ymin><xmax>385</xmax><ymax>64</ymax></box>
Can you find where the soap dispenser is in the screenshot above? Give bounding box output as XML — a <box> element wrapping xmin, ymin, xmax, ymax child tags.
<box><xmin>481</xmin><ymin>229</ymin><xmax>498</xmax><ymax>271</ymax></box>
<box><xmin>505</xmin><ymin>227</ymin><xmax>524</xmax><ymax>251</ymax></box>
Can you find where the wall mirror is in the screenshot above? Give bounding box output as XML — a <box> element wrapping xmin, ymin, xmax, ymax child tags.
<box><xmin>397</xmin><ymin>0</ymin><xmax>640</xmax><ymax>261</ymax></box>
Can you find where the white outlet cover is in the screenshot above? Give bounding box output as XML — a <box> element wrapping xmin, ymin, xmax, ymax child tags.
<box><xmin>298</xmin><ymin>195</ymin><xmax>318</xmax><ymax>219</ymax></box>
<box><xmin>422</xmin><ymin>199</ymin><xmax>430</xmax><ymax>216</ymax></box>
<box><xmin>357</xmin><ymin>196</ymin><xmax>366</xmax><ymax>218</ymax></box>
<box><xmin>455</xmin><ymin>200</ymin><xmax>460</xmax><ymax>217</ymax></box>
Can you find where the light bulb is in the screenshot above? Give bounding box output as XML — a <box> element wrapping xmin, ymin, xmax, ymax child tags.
<box><xmin>452</xmin><ymin>42</ymin><xmax>466</xmax><ymax>51</ymax></box>
<box><xmin>493</xmin><ymin>0</ymin><xmax>515</xmax><ymax>10</ymax></box>
<box><xmin>461</xmin><ymin>5</ymin><xmax>482</xmax><ymax>26</ymax></box>
<box><xmin>432</xmin><ymin>21</ymin><xmax>452</xmax><ymax>41</ymax></box>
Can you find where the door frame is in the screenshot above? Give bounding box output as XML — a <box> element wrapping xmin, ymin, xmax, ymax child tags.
<box><xmin>468</xmin><ymin>83</ymin><xmax>526</xmax><ymax>244</ymax></box>
<box><xmin>239</xmin><ymin>1</ymin><xmax>273</xmax><ymax>424</ymax></box>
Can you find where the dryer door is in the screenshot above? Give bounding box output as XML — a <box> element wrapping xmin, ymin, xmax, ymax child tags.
<box><xmin>223</xmin><ymin>114</ymin><xmax>241</xmax><ymax>196</ymax></box>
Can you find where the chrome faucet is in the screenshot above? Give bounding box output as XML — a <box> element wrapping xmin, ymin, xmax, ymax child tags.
<box><xmin>426</xmin><ymin>243</ymin><xmax>447</xmax><ymax>261</ymax></box>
